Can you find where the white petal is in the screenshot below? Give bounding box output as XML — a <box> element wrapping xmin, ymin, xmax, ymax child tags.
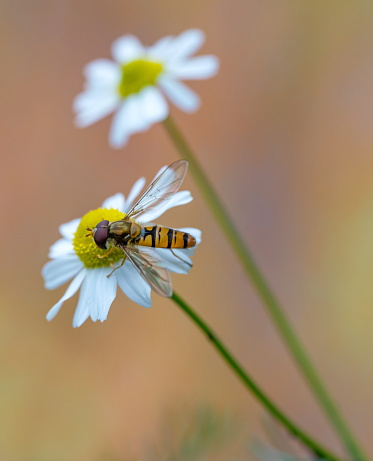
<box><xmin>42</xmin><ymin>255</ymin><xmax>84</xmax><ymax>290</ymax></box>
<box><xmin>127</xmin><ymin>90</ymin><xmax>156</xmax><ymax>130</ymax></box>
<box><xmin>59</xmin><ymin>218</ymin><xmax>80</xmax><ymax>240</ymax></box>
<box><xmin>101</xmin><ymin>193</ymin><xmax>125</xmax><ymax>211</ymax></box>
<box><xmin>167</xmin><ymin>190</ymin><xmax>193</xmax><ymax>208</ymax></box>
<box><xmin>109</xmin><ymin>96</ymin><xmax>148</xmax><ymax>148</ymax></box>
<box><xmin>48</xmin><ymin>238</ymin><xmax>75</xmax><ymax>259</ymax></box>
<box><xmin>109</xmin><ymin>86</ymin><xmax>169</xmax><ymax>148</ymax></box>
<box><xmin>152</xmin><ymin>165</ymin><xmax>167</xmax><ymax>182</ymax></box>
<box><xmin>167</xmin><ymin>29</ymin><xmax>205</xmax><ymax>61</ymax></box>
<box><xmin>108</xmin><ymin>99</ymin><xmax>135</xmax><ymax>148</ymax></box>
<box><xmin>148</xmin><ymin>35</ymin><xmax>174</xmax><ymax>60</ymax></box>
<box><xmin>177</xmin><ymin>245</ymin><xmax>198</xmax><ymax>257</ymax></box>
<box><xmin>95</xmin><ymin>267</ymin><xmax>118</xmax><ymax>322</ymax></box>
<box><xmin>46</xmin><ymin>270</ymin><xmax>86</xmax><ymax>321</ymax></box>
<box><xmin>178</xmin><ymin>227</ymin><xmax>202</xmax><ymax>244</ymax></box>
<box><xmin>73</xmin><ymin>90</ymin><xmax>115</xmax><ymax>112</ymax></box>
<box><xmin>73</xmin><ymin>269</ymin><xmax>99</xmax><ymax>324</ymax></box>
<box><xmin>73</xmin><ymin>268</ymin><xmax>117</xmax><ymax>326</ymax></box>
<box><xmin>140</xmin><ymin>190</ymin><xmax>193</xmax><ymax>223</ymax></box>
<box><xmin>112</xmin><ymin>35</ymin><xmax>145</xmax><ymax>63</ymax></box>
<box><xmin>72</xmin><ymin>298</ymin><xmax>90</xmax><ymax>328</ymax></box>
<box><xmin>83</xmin><ymin>59</ymin><xmax>121</xmax><ymax>88</ymax></box>
<box><xmin>125</xmin><ymin>177</ymin><xmax>146</xmax><ymax>212</ymax></box>
<box><xmin>116</xmin><ymin>260</ymin><xmax>152</xmax><ymax>308</ymax></box>
<box><xmin>155</xmin><ymin>248</ymin><xmax>192</xmax><ymax>274</ymax></box>
<box><xmin>159</xmin><ymin>77</ymin><xmax>200</xmax><ymax>112</ymax></box>
<box><xmin>74</xmin><ymin>90</ymin><xmax>120</xmax><ymax>127</ymax></box>
<box><xmin>141</xmin><ymin>86</ymin><xmax>169</xmax><ymax>124</ymax></box>
<box><xmin>168</xmin><ymin>55</ymin><xmax>219</xmax><ymax>80</ymax></box>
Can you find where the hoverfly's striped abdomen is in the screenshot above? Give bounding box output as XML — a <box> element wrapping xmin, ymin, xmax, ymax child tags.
<box><xmin>137</xmin><ymin>226</ymin><xmax>196</xmax><ymax>249</ymax></box>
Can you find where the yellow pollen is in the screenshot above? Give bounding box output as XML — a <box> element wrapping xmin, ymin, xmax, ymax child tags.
<box><xmin>73</xmin><ymin>208</ymin><xmax>125</xmax><ymax>269</ymax></box>
<box><xmin>118</xmin><ymin>59</ymin><xmax>163</xmax><ymax>98</ymax></box>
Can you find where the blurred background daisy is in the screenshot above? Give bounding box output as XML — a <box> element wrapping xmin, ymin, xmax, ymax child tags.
<box><xmin>74</xmin><ymin>29</ymin><xmax>219</xmax><ymax>147</ymax></box>
<box><xmin>2</xmin><ymin>1</ymin><xmax>373</xmax><ymax>460</ymax></box>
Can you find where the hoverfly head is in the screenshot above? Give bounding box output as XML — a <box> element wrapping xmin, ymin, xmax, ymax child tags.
<box><xmin>90</xmin><ymin>220</ymin><xmax>110</xmax><ymax>250</ymax></box>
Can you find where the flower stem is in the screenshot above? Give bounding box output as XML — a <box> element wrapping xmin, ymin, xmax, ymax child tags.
<box><xmin>171</xmin><ymin>292</ymin><xmax>343</xmax><ymax>461</ymax></box>
<box><xmin>163</xmin><ymin>115</ymin><xmax>366</xmax><ymax>461</ymax></box>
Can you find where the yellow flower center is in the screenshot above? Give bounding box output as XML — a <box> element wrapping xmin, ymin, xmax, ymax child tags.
<box><xmin>73</xmin><ymin>208</ymin><xmax>125</xmax><ymax>269</ymax></box>
<box><xmin>118</xmin><ymin>59</ymin><xmax>164</xmax><ymax>98</ymax></box>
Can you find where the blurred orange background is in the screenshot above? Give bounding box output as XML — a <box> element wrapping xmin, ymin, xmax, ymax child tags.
<box><xmin>2</xmin><ymin>0</ymin><xmax>373</xmax><ymax>459</ymax></box>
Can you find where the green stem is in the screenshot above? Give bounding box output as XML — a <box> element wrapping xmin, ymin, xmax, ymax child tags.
<box><xmin>171</xmin><ymin>292</ymin><xmax>342</xmax><ymax>461</ymax></box>
<box><xmin>163</xmin><ymin>115</ymin><xmax>366</xmax><ymax>461</ymax></box>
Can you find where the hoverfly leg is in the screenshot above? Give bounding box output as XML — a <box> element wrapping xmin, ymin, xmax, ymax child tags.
<box><xmin>170</xmin><ymin>249</ymin><xmax>192</xmax><ymax>268</ymax></box>
<box><xmin>106</xmin><ymin>246</ymin><xmax>127</xmax><ymax>278</ymax></box>
<box><xmin>97</xmin><ymin>247</ymin><xmax>116</xmax><ymax>259</ymax></box>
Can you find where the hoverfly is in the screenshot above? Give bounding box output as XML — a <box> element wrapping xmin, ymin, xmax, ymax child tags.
<box><xmin>87</xmin><ymin>160</ymin><xmax>196</xmax><ymax>298</ymax></box>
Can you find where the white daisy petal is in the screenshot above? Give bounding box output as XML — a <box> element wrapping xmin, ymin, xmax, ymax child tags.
<box><xmin>72</xmin><ymin>272</ymin><xmax>95</xmax><ymax>327</ymax></box>
<box><xmin>46</xmin><ymin>270</ymin><xmax>86</xmax><ymax>321</ymax></box>
<box><xmin>83</xmin><ymin>59</ymin><xmax>121</xmax><ymax>88</ymax></box>
<box><xmin>74</xmin><ymin>269</ymin><xmax>100</xmax><ymax>323</ymax></box>
<box><xmin>167</xmin><ymin>29</ymin><xmax>205</xmax><ymax>61</ymax></box>
<box><xmin>74</xmin><ymin>90</ymin><xmax>120</xmax><ymax>127</ymax></box>
<box><xmin>72</xmin><ymin>298</ymin><xmax>90</xmax><ymax>328</ymax></box>
<box><xmin>116</xmin><ymin>261</ymin><xmax>152</xmax><ymax>308</ymax></box>
<box><xmin>155</xmin><ymin>248</ymin><xmax>192</xmax><ymax>274</ymax></box>
<box><xmin>178</xmin><ymin>245</ymin><xmax>197</xmax><ymax>257</ymax></box>
<box><xmin>158</xmin><ymin>77</ymin><xmax>200</xmax><ymax>112</ymax></box>
<box><xmin>141</xmin><ymin>86</ymin><xmax>169</xmax><ymax>124</ymax></box>
<box><xmin>59</xmin><ymin>218</ymin><xmax>80</xmax><ymax>240</ymax></box>
<box><xmin>73</xmin><ymin>90</ymin><xmax>114</xmax><ymax>112</ymax></box>
<box><xmin>168</xmin><ymin>55</ymin><xmax>219</xmax><ymax>80</ymax></box>
<box><xmin>152</xmin><ymin>165</ymin><xmax>167</xmax><ymax>181</ymax></box>
<box><xmin>48</xmin><ymin>238</ymin><xmax>74</xmax><ymax>259</ymax></box>
<box><xmin>42</xmin><ymin>255</ymin><xmax>84</xmax><ymax>290</ymax></box>
<box><xmin>95</xmin><ymin>267</ymin><xmax>118</xmax><ymax>322</ymax></box>
<box><xmin>112</xmin><ymin>35</ymin><xmax>145</xmax><ymax>63</ymax></box>
<box><xmin>166</xmin><ymin>190</ymin><xmax>193</xmax><ymax>208</ymax></box>
<box><xmin>148</xmin><ymin>35</ymin><xmax>174</xmax><ymax>60</ymax></box>
<box><xmin>72</xmin><ymin>268</ymin><xmax>118</xmax><ymax>325</ymax></box>
<box><xmin>140</xmin><ymin>190</ymin><xmax>193</xmax><ymax>223</ymax></box>
<box><xmin>109</xmin><ymin>95</ymin><xmax>149</xmax><ymax>148</ymax></box>
<box><xmin>101</xmin><ymin>193</ymin><xmax>126</xmax><ymax>211</ymax></box>
<box><xmin>108</xmin><ymin>100</ymin><xmax>134</xmax><ymax>148</ymax></box>
<box><xmin>125</xmin><ymin>177</ymin><xmax>146</xmax><ymax>212</ymax></box>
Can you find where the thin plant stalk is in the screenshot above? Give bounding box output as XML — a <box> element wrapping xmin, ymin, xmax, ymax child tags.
<box><xmin>171</xmin><ymin>292</ymin><xmax>342</xmax><ymax>461</ymax></box>
<box><xmin>163</xmin><ymin>115</ymin><xmax>366</xmax><ymax>461</ymax></box>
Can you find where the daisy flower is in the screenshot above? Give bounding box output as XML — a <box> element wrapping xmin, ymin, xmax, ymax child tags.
<box><xmin>42</xmin><ymin>172</ymin><xmax>201</xmax><ymax>328</ymax></box>
<box><xmin>74</xmin><ymin>29</ymin><xmax>219</xmax><ymax>147</ymax></box>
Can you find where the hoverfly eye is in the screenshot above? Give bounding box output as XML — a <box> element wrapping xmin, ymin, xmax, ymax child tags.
<box><xmin>96</xmin><ymin>220</ymin><xmax>109</xmax><ymax>228</ymax></box>
<box><xmin>93</xmin><ymin>220</ymin><xmax>109</xmax><ymax>250</ymax></box>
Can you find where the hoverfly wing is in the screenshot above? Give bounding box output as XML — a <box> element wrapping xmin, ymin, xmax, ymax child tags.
<box><xmin>126</xmin><ymin>160</ymin><xmax>188</xmax><ymax>220</ymax></box>
<box><xmin>122</xmin><ymin>245</ymin><xmax>173</xmax><ymax>297</ymax></box>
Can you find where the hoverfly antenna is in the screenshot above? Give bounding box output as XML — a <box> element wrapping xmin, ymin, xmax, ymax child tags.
<box><xmin>85</xmin><ymin>227</ymin><xmax>93</xmax><ymax>238</ymax></box>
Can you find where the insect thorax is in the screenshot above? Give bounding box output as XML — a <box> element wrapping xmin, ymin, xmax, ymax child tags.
<box><xmin>108</xmin><ymin>220</ymin><xmax>141</xmax><ymax>245</ymax></box>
